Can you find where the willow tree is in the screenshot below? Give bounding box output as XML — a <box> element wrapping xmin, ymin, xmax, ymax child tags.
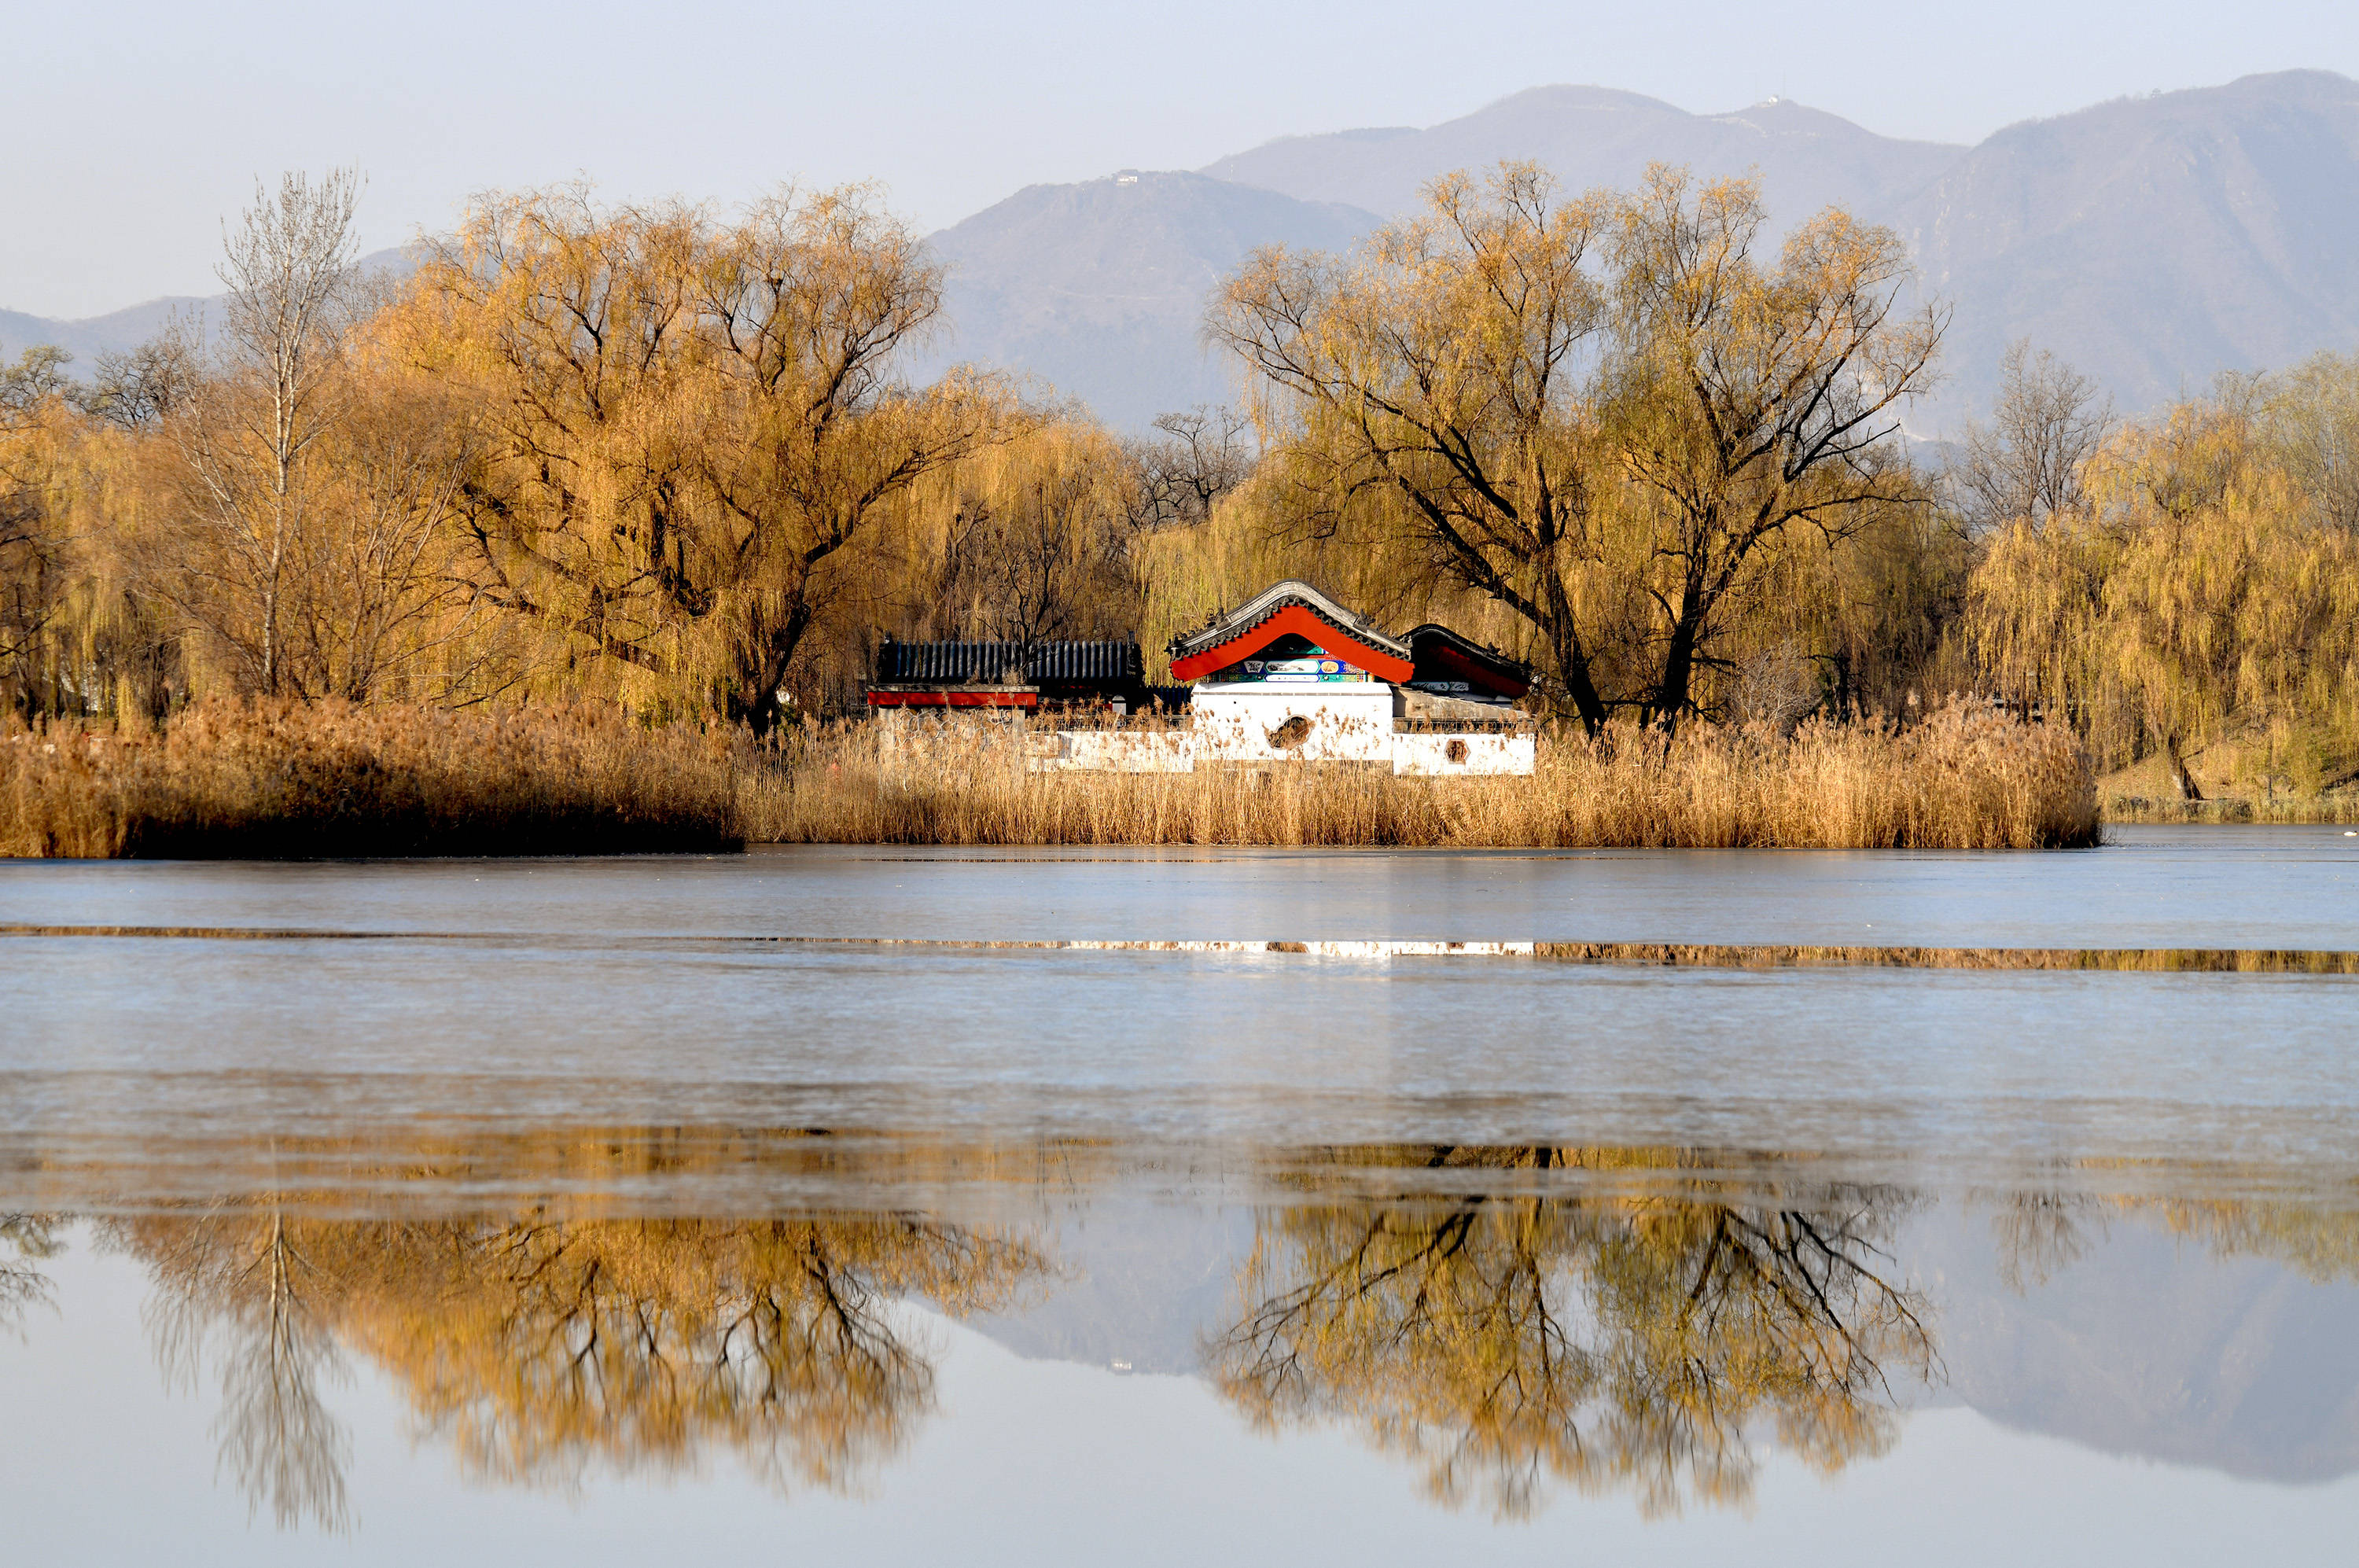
<box><xmin>1964</xmin><ymin>389</ymin><xmax>2359</xmax><ymax>791</ymax></box>
<box><xmin>1211</xmin><ymin>164</ymin><xmax>1621</xmax><ymax>729</ymax></box>
<box><xmin>112</xmin><ymin>1203</ymin><xmax>1050</xmax><ymax>1499</ymax></box>
<box><xmin>1606</xmin><ymin>167</ymin><xmax>1943</xmax><ymax>723</ymax></box>
<box><xmin>414</xmin><ymin>186</ymin><xmax>1000</xmax><ymax>731</ymax></box>
<box><xmin>927</xmin><ymin>420</ymin><xmax>1143</xmax><ymax>648</ymax></box>
<box><xmin>0</xmin><ymin>348</ymin><xmax>75</xmax><ymax>713</ymax></box>
<box><xmin>1213</xmin><ymin>163</ymin><xmax>1943</xmax><ymax>730</ymax></box>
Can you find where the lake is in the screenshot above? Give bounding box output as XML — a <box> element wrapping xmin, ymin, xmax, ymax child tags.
<box><xmin>3</xmin><ymin>829</ymin><xmax>2357</xmax><ymax>1564</ymax></box>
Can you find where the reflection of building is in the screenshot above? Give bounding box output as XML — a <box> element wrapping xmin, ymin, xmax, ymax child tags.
<box><xmin>867</xmin><ymin>583</ymin><xmax>1536</xmax><ymax>775</ymax></box>
<box><xmin>1167</xmin><ymin>581</ymin><xmax>1534</xmax><ymax>774</ymax></box>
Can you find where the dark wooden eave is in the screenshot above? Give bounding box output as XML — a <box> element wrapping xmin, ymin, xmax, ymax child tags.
<box><xmin>1405</xmin><ymin>624</ymin><xmax>1533</xmax><ymax>699</ymax></box>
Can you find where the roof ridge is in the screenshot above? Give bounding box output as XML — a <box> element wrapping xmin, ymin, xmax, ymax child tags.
<box><xmin>1169</xmin><ymin>580</ymin><xmax>1410</xmax><ymax>661</ymax></box>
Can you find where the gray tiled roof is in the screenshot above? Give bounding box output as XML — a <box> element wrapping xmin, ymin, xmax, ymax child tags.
<box><xmin>876</xmin><ymin>640</ymin><xmax>1143</xmax><ymax>685</ymax></box>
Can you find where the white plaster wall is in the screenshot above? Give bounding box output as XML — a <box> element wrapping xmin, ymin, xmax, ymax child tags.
<box><xmin>1026</xmin><ymin>731</ymin><xmax>1197</xmax><ymax>773</ymax></box>
<box><xmin>1191</xmin><ymin>685</ymin><xmax>1397</xmax><ymax>763</ymax></box>
<box><xmin>1392</xmin><ymin>732</ymin><xmax>1537</xmax><ymax>776</ymax></box>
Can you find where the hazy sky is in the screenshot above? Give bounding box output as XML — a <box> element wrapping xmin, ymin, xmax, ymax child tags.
<box><xmin>9</xmin><ymin>0</ymin><xmax>2356</xmax><ymax>317</ymax></box>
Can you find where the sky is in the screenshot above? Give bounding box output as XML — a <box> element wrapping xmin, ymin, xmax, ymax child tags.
<box><xmin>8</xmin><ymin>0</ymin><xmax>2357</xmax><ymax>318</ymax></box>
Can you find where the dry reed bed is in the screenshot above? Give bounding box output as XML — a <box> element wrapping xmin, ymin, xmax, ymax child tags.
<box><xmin>2103</xmin><ymin>793</ymin><xmax>2359</xmax><ymax>826</ymax></box>
<box><xmin>2</xmin><ymin>704</ymin><xmax>745</xmax><ymax>857</ymax></box>
<box><xmin>758</xmin><ymin>703</ymin><xmax>2100</xmax><ymax>850</ymax></box>
<box><xmin>3</xmin><ymin>700</ymin><xmax>2096</xmax><ymax>857</ymax></box>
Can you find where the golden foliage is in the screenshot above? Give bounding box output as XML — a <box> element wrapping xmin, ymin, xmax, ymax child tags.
<box><xmin>107</xmin><ymin>1195</ymin><xmax>1048</xmax><ymax>1518</ymax></box>
<box><xmin>1962</xmin><ymin>372</ymin><xmax>2359</xmax><ymax>800</ymax></box>
<box><xmin>1212</xmin><ymin>162</ymin><xmax>1944</xmax><ymax>730</ymax></box>
<box><xmin>401</xmin><ymin>183</ymin><xmax>1007</xmax><ymax>730</ymax></box>
<box><xmin>1208</xmin><ymin>1147</ymin><xmax>1934</xmax><ymax>1517</ymax></box>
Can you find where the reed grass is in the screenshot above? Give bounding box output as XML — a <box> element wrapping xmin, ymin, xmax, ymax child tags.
<box><xmin>2101</xmin><ymin>792</ymin><xmax>2359</xmax><ymax>826</ymax></box>
<box><xmin>1</xmin><ymin>702</ymin><xmax>745</xmax><ymax>858</ymax></box>
<box><xmin>2</xmin><ymin>699</ymin><xmax>2099</xmax><ymax>857</ymax></box>
<box><xmin>753</xmin><ymin>701</ymin><xmax>2100</xmax><ymax>850</ymax></box>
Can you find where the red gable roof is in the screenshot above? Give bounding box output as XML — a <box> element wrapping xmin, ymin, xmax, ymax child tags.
<box><xmin>1166</xmin><ymin>582</ymin><xmax>1415</xmax><ymax>684</ymax></box>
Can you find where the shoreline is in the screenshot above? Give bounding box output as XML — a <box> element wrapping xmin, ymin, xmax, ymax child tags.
<box><xmin>0</xmin><ymin>700</ymin><xmax>2144</xmax><ymax>858</ymax></box>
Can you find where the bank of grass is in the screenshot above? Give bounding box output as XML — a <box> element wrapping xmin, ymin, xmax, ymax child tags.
<box><xmin>2</xmin><ymin>702</ymin><xmax>746</xmax><ymax>857</ymax></box>
<box><xmin>2096</xmin><ymin>753</ymin><xmax>2359</xmax><ymax>825</ymax></box>
<box><xmin>3</xmin><ymin>699</ymin><xmax>2098</xmax><ymax>857</ymax></box>
<box><xmin>753</xmin><ymin>701</ymin><xmax>2100</xmax><ymax>850</ymax></box>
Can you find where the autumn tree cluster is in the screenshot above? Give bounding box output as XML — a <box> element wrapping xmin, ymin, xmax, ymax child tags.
<box><xmin>1962</xmin><ymin>359</ymin><xmax>2359</xmax><ymax>796</ymax></box>
<box><xmin>5</xmin><ymin>162</ymin><xmax>2355</xmax><ymax>790</ymax></box>
<box><xmin>0</xmin><ymin>173</ymin><xmax>1239</xmax><ymax>731</ymax></box>
<box><xmin>1207</xmin><ymin>160</ymin><xmax>2358</xmax><ymax>786</ymax></box>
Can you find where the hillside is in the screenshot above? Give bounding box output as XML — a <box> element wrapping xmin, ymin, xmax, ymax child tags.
<box><xmin>926</xmin><ymin>72</ymin><xmax>2359</xmax><ymax>430</ymax></box>
<box><xmin>918</xmin><ymin>171</ymin><xmax>1380</xmax><ymax>427</ymax></box>
<box><xmin>0</xmin><ymin>295</ymin><xmax>207</xmax><ymax>366</ymax></box>
<box><xmin>1899</xmin><ymin>69</ymin><xmax>2359</xmax><ymax>418</ymax></box>
<box><xmin>0</xmin><ymin>245</ymin><xmax>419</xmax><ymax>370</ymax></box>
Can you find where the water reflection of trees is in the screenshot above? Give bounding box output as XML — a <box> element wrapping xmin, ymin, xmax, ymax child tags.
<box><xmin>107</xmin><ymin>1205</ymin><xmax>1050</xmax><ymax>1528</ymax></box>
<box><xmin>1207</xmin><ymin>1147</ymin><xmax>1937</xmax><ymax>1518</ymax></box>
<box><xmin>129</xmin><ymin>1206</ymin><xmax>353</xmax><ymax>1530</ymax></box>
<box><xmin>2</xmin><ymin>1212</ymin><xmax>62</xmax><ymax>1334</ymax></box>
<box><xmin>1989</xmin><ymin>1183</ymin><xmax>2359</xmax><ymax>1291</ymax></box>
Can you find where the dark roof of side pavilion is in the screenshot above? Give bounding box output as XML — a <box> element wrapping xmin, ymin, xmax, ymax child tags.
<box><xmin>875</xmin><ymin>639</ymin><xmax>1143</xmax><ymax>686</ymax></box>
<box><xmin>1404</xmin><ymin>624</ymin><xmax>1534</xmax><ymax>698</ymax></box>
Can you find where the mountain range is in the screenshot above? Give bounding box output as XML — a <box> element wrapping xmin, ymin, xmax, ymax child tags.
<box><xmin>9</xmin><ymin>70</ymin><xmax>2359</xmax><ymax>432</ymax></box>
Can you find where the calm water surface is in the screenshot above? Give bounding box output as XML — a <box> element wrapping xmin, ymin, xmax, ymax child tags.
<box><xmin>3</xmin><ymin>830</ymin><xmax>2357</xmax><ymax>1564</ymax></box>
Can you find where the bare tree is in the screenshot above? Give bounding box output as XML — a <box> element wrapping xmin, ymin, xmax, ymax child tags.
<box><xmin>1213</xmin><ymin>164</ymin><xmax>1619</xmax><ymax>730</ymax></box>
<box><xmin>77</xmin><ymin>333</ymin><xmax>198</xmax><ymax>431</ymax></box>
<box><xmin>1610</xmin><ymin>168</ymin><xmax>1944</xmax><ymax>724</ymax></box>
<box><xmin>174</xmin><ymin>168</ymin><xmax>362</xmax><ymax>694</ymax></box>
<box><xmin>1950</xmin><ymin>340</ymin><xmax>2112</xmax><ymax>532</ymax></box>
<box><xmin>1124</xmin><ymin>404</ymin><xmax>1253</xmax><ymax>530</ymax></box>
<box><xmin>1216</xmin><ymin>163</ymin><xmax>1942</xmax><ymax>731</ymax></box>
<box><xmin>126</xmin><ymin>1205</ymin><xmax>351</xmax><ymax>1532</ymax></box>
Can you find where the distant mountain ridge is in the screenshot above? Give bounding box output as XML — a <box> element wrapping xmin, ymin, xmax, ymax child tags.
<box><xmin>0</xmin><ymin>246</ymin><xmax>418</xmax><ymax>370</ymax></box>
<box><xmin>11</xmin><ymin>74</ymin><xmax>2359</xmax><ymax>432</ymax></box>
<box><xmin>0</xmin><ymin>295</ymin><xmax>208</xmax><ymax>366</ymax></box>
<box><xmin>1204</xmin><ymin>84</ymin><xmax>1967</xmax><ymax>239</ymax></box>
<box><xmin>1197</xmin><ymin>70</ymin><xmax>2359</xmax><ymax>426</ymax></box>
<box><xmin>1894</xmin><ymin>70</ymin><xmax>2359</xmax><ymax>421</ymax></box>
<box><xmin>916</xmin><ymin>171</ymin><xmax>1380</xmax><ymax>426</ymax></box>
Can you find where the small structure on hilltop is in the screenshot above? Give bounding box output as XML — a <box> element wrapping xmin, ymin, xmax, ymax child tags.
<box><xmin>865</xmin><ymin>639</ymin><xmax>1154</xmax><ymax>712</ymax></box>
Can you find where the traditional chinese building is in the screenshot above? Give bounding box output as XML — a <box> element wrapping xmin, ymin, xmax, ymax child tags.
<box><xmin>1165</xmin><ymin>581</ymin><xmax>1534</xmax><ymax>773</ymax></box>
<box><xmin>867</xmin><ymin>583</ymin><xmax>1536</xmax><ymax>775</ymax></box>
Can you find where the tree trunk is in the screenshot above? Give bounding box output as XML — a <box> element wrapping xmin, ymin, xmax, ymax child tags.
<box><xmin>2164</xmin><ymin>735</ymin><xmax>2203</xmax><ymax>801</ymax></box>
<box><xmin>1648</xmin><ymin>576</ymin><xmax>1709</xmax><ymax>730</ymax></box>
<box><xmin>1539</xmin><ymin>573</ymin><xmax>1609</xmax><ymax>735</ymax></box>
<box><xmin>725</xmin><ymin>599</ymin><xmax>814</xmax><ymax>737</ymax></box>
